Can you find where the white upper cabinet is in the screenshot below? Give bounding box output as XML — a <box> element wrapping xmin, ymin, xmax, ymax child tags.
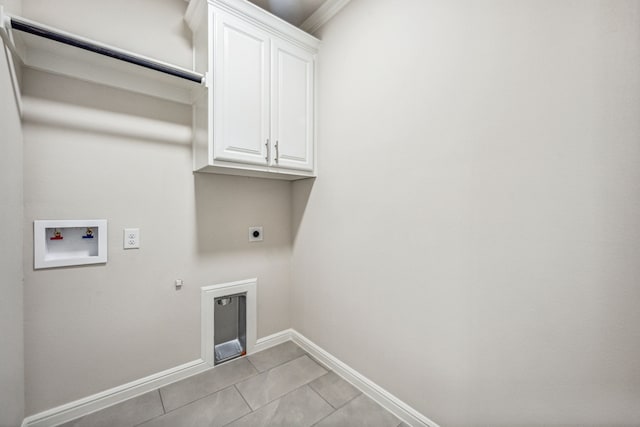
<box><xmin>187</xmin><ymin>0</ymin><xmax>320</xmax><ymax>180</ymax></box>
<box><xmin>212</xmin><ymin>11</ymin><xmax>270</xmax><ymax>165</ymax></box>
<box><xmin>271</xmin><ymin>38</ymin><xmax>315</xmax><ymax>171</ymax></box>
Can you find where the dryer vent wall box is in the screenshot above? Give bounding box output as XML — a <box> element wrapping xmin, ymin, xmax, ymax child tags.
<box><xmin>186</xmin><ymin>0</ymin><xmax>320</xmax><ymax>181</ymax></box>
<box><xmin>34</xmin><ymin>220</ymin><xmax>108</xmax><ymax>269</ymax></box>
<box><xmin>214</xmin><ymin>292</ymin><xmax>247</xmax><ymax>365</ymax></box>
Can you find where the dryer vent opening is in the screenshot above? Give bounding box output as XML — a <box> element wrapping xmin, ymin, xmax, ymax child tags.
<box><xmin>214</xmin><ymin>292</ymin><xmax>247</xmax><ymax>365</ymax></box>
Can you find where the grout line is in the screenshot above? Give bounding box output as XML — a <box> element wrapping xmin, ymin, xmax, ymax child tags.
<box><xmin>248</xmin><ymin>347</ymin><xmax>311</xmax><ymax>373</ymax></box>
<box><xmin>258</xmin><ymin>352</ymin><xmax>310</xmax><ymax>372</ymax></box>
<box><xmin>308</xmin><ymin>371</ymin><xmax>363</xmax><ymax>410</ymax></box>
<box><xmin>335</xmin><ymin>390</ymin><xmax>363</xmax><ymax>409</ymax></box>
<box><xmin>306</xmin><ymin>373</ymin><xmax>336</xmax><ymax>409</ymax></box>
<box><xmin>133</xmin><ymin>412</ymin><xmax>164</xmax><ymax>427</ymax></box>
<box><xmin>310</xmin><ymin>393</ymin><xmax>363</xmax><ymax>427</ymax></box>
<box><xmin>245</xmin><ymin>355</ymin><xmax>259</xmax><ymax>372</ymax></box>
<box><xmin>222</xmin><ymin>383</ymin><xmax>315</xmax><ymax>427</ymax></box>
<box><xmin>305</xmin><ymin>353</ymin><xmax>332</xmax><ymax>371</ymax></box>
<box><xmin>132</xmin><ymin>392</ymin><xmax>167</xmax><ymax>427</ymax></box>
<box><xmin>216</xmin><ymin>385</ymin><xmax>255</xmax><ymax>427</ymax></box>
<box><xmin>282</xmin><ymin>383</ymin><xmax>340</xmax><ymax>427</ymax></box>
<box><xmin>159</xmin><ymin>363</ymin><xmax>257</xmax><ymax>414</ymax></box>
<box><xmin>157</xmin><ymin>389</ymin><xmax>166</xmax><ymax>414</ymax></box>
<box><xmin>256</xmin><ymin>375</ymin><xmax>326</xmax><ymax>411</ymax></box>
<box><xmin>234</xmin><ymin>357</ymin><xmax>329</xmax><ymax>412</ymax></box>
<box><xmin>233</xmin><ymin>383</ymin><xmax>254</xmax><ymax>413</ymax></box>
<box><xmin>341</xmin><ymin>392</ymin><xmax>362</xmax><ymax>407</ymax></box>
<box><xmin>310</xmin><ymin>408</ymin><xmax>334</xmax><ymax>426</ymax></box>
<box><xmin>161</xmin><ymin>389</ymin><xmax>222</xmax><ymax>414</ymax></box>
<box><xmin>244</xmin><ymin>354</ymin><xmax>299</xmax><ymax>375</ymax></box>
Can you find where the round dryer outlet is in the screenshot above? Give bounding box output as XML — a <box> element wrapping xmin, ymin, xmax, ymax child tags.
<box><xmin>248</xmin><ymin>226</ymin><xmax>263</xmax><ymax>242</ymax></box>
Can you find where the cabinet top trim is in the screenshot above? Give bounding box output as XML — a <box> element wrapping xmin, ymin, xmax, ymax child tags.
<box><xmin>300</xmin><ymin>0</ymin><xmax>352</xmax><ymax>35</ymax></box>
<box><xmin>186</xmin><ymin>0</ymin><xmax>320</xmax><ymax>50</ymax></box>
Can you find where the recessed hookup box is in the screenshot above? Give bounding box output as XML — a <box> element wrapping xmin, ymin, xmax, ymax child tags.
<box><xmin>34</xmin><ymin>219</ymin><xmax>107</xmax><ymax>269</ymax></box>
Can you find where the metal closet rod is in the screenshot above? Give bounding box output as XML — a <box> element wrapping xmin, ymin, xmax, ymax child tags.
<box><xmin>9</xmin><ymin>16</ymin><xmax>204</xmax><ymax>84</ymax></box>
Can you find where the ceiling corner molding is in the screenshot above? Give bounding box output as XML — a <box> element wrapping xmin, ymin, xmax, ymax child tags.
<box><xmin>300</xmin><ymin>0</ymin><xmax>351</xmax><ymax>35</ymax></box>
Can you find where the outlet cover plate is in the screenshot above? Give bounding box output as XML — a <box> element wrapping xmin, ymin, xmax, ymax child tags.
<box><xmin>124</xmin><ymin>228</ymin><xmax>140</xmax><ymax>249</ymax></box>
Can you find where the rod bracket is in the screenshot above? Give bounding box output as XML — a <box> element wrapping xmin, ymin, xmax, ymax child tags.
<box><xmin>0</xmin><ymin>6</ymin><xmax>23</xmax><ymax>116</ymax></box>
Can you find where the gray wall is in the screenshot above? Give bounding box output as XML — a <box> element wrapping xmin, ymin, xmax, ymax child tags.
<box><xmin>292</xmin><ymin>1</ymin><xmax>640</xmax><ymax>426</ymax></box>
<box><xmin>0</xmin><ymin>0</ymin><xmax>25</xmax><ymax>425</ymax></box>
<box><xmin>21</xmin><ymin>0</ymin><xmax>292</xmax><ymax>415</ymax></box>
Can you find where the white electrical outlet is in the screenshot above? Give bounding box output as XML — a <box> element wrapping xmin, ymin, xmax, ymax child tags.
<box><xmin>124</xmin><ymin>228</ymin><xmax>140</xmax><ymax>249</ymax></box>
<box><xmin>249</xmin><ymin>226</ymin><xmax>263</xmax><ymax>242</ymax></box>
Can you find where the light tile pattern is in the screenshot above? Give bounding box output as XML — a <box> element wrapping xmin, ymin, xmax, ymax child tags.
<box><xmin>309</xmin><ymin>371</ymin><xmax>361</xmax><ymax>409</ymax></box>
<box><xmin>57</xmin><ymin>343</ymin><xmax>402</xmax><ymax>427</ymax></box>
<box><xmin>225</xmin><ymin>385</ymin><xmax>332</xmax><ymax>427</ymax></box>
<box><xmin>138</xmin><ymin>386</ymin><xmax>250</xmax><ymax>427</ymax></box>
<box><xmin>160</xmin><ymin>357</ymin><xmax>256</xmax><ymax>412</ymax></box>
<box><xmin>315</xmin><ymin>394</ymin><xmax>401</xmax><ymax>427</ymax></box>
<box><xmin>247</xmin><ymin>340</ymin><xmax>307</xmax><ymax>372</ymax></box>
<box><xmin>235</xmin><ymin>355</ymin><xmax>327</xmax><ymax>410</ymax></box>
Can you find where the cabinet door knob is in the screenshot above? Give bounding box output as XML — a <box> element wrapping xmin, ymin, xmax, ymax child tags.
<box><xmin>275</xmin><ymin>140</ymin><xmax>279</xmax><ymax>163</ymax></box>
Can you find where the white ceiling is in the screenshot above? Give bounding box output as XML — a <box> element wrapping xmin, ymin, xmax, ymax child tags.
<box><xmin>247</xmin><ymin>0</ymin><xmax>327</xmax><ymax>27</ymax></box>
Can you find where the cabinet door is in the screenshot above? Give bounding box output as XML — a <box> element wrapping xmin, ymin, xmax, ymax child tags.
<box><xmin>212</xmin><ymin>10</ymin><xmax>270</xmax><ymax>165</ymax></box>
<box><xmin>270</xmin><ymin>38</ymin><xmax>315</xmax><ymax>171</ymax></box>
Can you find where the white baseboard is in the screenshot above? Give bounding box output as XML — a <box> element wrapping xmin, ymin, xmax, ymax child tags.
<box><xmin>251</xmin><ymin>328</ymin><xmax>293</xmax><ymax>354</ymax></box>
<box><xmin>21</xmin><ymin>329</ymin><xmax>293</xmax><ymax>427</ymax></box>
<box><xmin>22</xmin><ymin>329</ymin><xmax>436</xmax><ymax>427</ymax></box>
<box><xmin>291</xmin><ymin>330</ymin><xmax>439</xmax><ymax>427</ymax></box>
<box><xmin>22</xmin><ymin>358</ymin><xmax>209</xmax><ymax>427</ymax></box>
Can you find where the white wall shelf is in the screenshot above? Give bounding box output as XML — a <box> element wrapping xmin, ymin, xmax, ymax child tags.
<box><xmin>0</xmin><ymin>11</ymin><xmax>205</xmax><ymax>104</ymax></box>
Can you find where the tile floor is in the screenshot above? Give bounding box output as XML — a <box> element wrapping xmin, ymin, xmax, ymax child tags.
<box><xmin>59</xmin><ymin>342</ymin><xmax>407</xmax><ymax>427</ymax></box>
